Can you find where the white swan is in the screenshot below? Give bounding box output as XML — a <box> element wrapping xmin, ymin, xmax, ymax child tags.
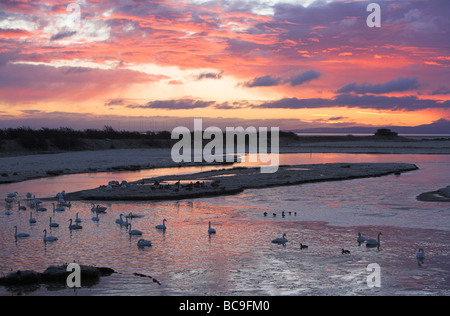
<box><xmin>272</xmin><ymin>233</ymin><xmax>288</xmax><ymax>244</ymax></box>
<box><xmin>125</xmin><ymin>212</ymin><xmax>144</xmax><ymax>219</ymax></box>
<box><xmin>91</xmin><ymin>204</ymin><xmax>107</xmax><ymax>213</ymax></box>
<box><xmin>29</xmin><ymin>212</ymin><xmax>37</xmax><ymax>224</ymax></box>
<box><xmin>43</xmin><ymin>229</ymin><xmax>58</xmax><ymax>242</ymax></box>
<box><xmin>137</xmin><ymin>239</ymin><xmax>152</xmax><ymax>247</ymax></box>
<box><xmin>4</xmin><ymin>209</ymin><xmax>12</xmax><ymax>216</ymax></box>
<box><xmin>36</xmin><ymin>206</ymin><xmax>47</xmax><ymax>212</ymax></box>
<box><xmin>155</xmin><ymin>219</ymin><xmax>167</xmax><ymax>230</ymax></box>
<box><xmin>7</xmin><ymin>192</ymin><xmax>18</xmax><ymax>198</ymax></box>
<box><xmin>49</xmin><ymin>217</ymin><xmax>59</xmax><ymax>227</ymax></box>
<box><xmin>17</xmin><ymin>201</ymin><xmax>26</xmax><ymax>211</ymax></box>
<box><xmin>366</xmin><ymin>232</ymin><xmax>382</xmax><ymax>248</ymax></box>
<box><xmin>68</xmin><ymin>219</ymin><xmax>82</xmax><ymax>230</ymax></box>
<box><xmin>14</xmin><ymin>226</ymin><xmax>30</xmax><ymax>238</ymax></box>
<box><xmin>128</xmin><ymin>223</ymin><xmax>143</xmax><ymax>236</ymax></box>
<box><xmin>26</xmin><ymin>192</ymin><xmax>32</xmax><ymax>200</ymax></box>
<box><xmin>208</xmin><ymin>221</ymin><xmax>216</xmax><ymax>234</ymax></box>
<box><xmin>5</xmin><ymin>197</ymin><xmax>13</xmax><ymax>204</ymax></box>
<box><xmin>92</xmin><ymin>212</ymin><xmax>100</xmax><ymax>222</ymax></box>
<box><xmin>75</xmin><ymin>213</ymin><xmax>82</xmax><ymax>223</ymax></box>
<box><xmin>357</xmin><ymin>233</ymin><xmax>366</xmax><ymax>244</ymax></box>
<box><xmin>52</xmin><ymin>203</ymin><xmax>65</xmax><ymax>212</ymax></box>
<box><xmin>115</xmin><ymin>214</ymin><xmax>126</xmax><ymax>225</ymax></box>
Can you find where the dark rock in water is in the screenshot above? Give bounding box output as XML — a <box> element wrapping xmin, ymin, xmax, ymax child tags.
<box><xmin>41</xmin><ymin>265</ymin><xmax>102</xmax><ymax>283</ymax></box>
<box><xmin>0</xmin><ymin>270</ymin><xmax>40</xmax><ymax>286</ymax></box>
<box><xmin>97</xmin><ymin>267</ymin><xmax>115</xmax><ymax>276</ymax></box>
<box><xmin>0</xmin><ymin>264</ymin><xmax>116</xmax><ymax>286</ymax></box>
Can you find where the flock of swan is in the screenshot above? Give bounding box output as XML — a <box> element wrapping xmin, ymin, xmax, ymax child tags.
<box><xmin>3</xmin><ymin>191</ymin><xmax>219</xmax><ymax>250</ymax></box>
<box><xmin>271</xmin><ymin>229</ymin><xmax>426</xmax><ymax>265</ymax></box>
<box><xmin>3</xmin><ymin>191</ymin><xmax>426</xmax><ymax>265</ymax></box>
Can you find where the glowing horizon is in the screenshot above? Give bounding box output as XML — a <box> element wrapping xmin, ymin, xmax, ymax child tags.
<box><xmin>0</xmin><ymin>0</ymin><xmax>449</xmax><ymax>132</ymax></box>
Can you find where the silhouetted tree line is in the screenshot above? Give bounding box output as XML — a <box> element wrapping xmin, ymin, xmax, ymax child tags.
<box><xmin>0</xmin><ymin>126</ymin><xmax>172</xmax><ymax>151</ymax></box>
<box><xmin>0</xmin><ymin>126</ymin><xmax>298</xmax><ymax>151</ymax></box>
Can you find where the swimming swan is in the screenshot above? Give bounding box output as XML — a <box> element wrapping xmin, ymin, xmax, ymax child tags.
<box><xmin>43</xmin><ymin>229</ymin><xmax>58</xmax><ymax>242</ymax></box>
<box><xmin>137</xmin><ymin>239</ymin><xmax>152</xmax><ymax>247</ymax></box>
<box><xmin>29</xmin><ymin>212</ymin><xmax>36</xmax><ymax>224</ymax></box>
<box><xmin>128</xmin><ymin>224</ymin><xmax>143</xmax><ymax>236</ymax></box>
<box><xmin>155</xmin><ymin>219</ymin><xmax>167</xmax><ymax>230</ymax></box>
<box><xmin>68</xmin><ymin>219</ymin><xmax>82</xmax><ymax>230</ymax></box>
<box><xmin>357</xmin><ymin>233</ymin><xmax>366</xmax><ymax>244</ymax></box>
<box><xmin>208</xmin><ymin>221</ymin><xmax>216</xmax><ymax>234</ymax></box>
<box><xmin>366</xmin><ymin>232</ymin><xmax>382</xmax><ymax>248</ymax></box>
<box><xmin>14</xmin><ymin>226</ymin><xmax>30</xmax><ymax>238</ymax></box>
<box><xmin>49</xmin><ymin>217</ymin><xmax>59</xmax><ymax>227</ymax></box>
<box><xmin>272</xmin><ymin>233</ymin><xmax>288</xmax><ymax>244</ymax></box>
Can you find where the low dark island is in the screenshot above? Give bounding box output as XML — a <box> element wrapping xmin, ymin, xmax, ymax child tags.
<box><xmin>64</xmin><ymin>163</ymin><xmax>419</xmax><ymax>201</ymax></box>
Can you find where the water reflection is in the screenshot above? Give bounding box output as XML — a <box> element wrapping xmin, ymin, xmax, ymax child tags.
<box><xmin>0</xmin><ymin>154</ymin><xmax>450</xmax><ymax>295</ymax></box>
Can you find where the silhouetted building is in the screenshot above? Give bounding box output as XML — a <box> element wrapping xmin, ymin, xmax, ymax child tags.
<box><xmin>375</xmin><ymin>128</ymin><xmax>398</xmax><ymax>137</ymax></box>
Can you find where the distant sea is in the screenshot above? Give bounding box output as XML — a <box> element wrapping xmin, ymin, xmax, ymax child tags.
<box><xmin>295</xmin><ymin>133</ymin><xmax>450</xmax><ymax>138</ymax></box>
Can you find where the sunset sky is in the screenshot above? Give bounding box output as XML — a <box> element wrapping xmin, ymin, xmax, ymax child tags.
<box><xmin>0</xmin><ymin>0</ymin><xmax>449</xmax><ymax>131</ymax></box>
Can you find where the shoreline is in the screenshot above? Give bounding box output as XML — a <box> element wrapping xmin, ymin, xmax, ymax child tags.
<box><xmin>64</xmin><ymin>163</ymin><xmax>419</xmax><ymax>201</ymax></box>
<box><xmin>1</xmin><ymin>138</ymin><xmax>449</xmax><ymax>185</ymax></box>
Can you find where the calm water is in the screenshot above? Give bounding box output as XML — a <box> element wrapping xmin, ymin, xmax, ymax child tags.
<box><xmin>0</xmin><ymin>154</ymin><xmax>449</xmax><ymax>296</ymax></box>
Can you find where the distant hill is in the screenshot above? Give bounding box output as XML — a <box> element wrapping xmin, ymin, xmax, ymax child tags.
<box><xmin>292</xmin><ymin>119</ymin><xmax>450</xmax><ymax>135</ymax></box>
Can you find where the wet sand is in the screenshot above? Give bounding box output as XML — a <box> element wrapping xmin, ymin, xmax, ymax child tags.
<box><xmin>64</xmin><ymin>163</ymin><xmax>419</xmax><ymax>201</ymax></box>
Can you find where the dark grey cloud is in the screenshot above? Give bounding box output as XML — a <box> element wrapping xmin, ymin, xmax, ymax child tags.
<box><xmin>243</xmin><ymin>75</ymin><xmax>281</xmax><ymax>88</ymax></box>
<box><xmin>432</xmin><ymin>87</ymin><xmax>450</xmax><ymax>95</ymax></box>
<box><xmin>257</xmin><ymin>94</ymin><xmax>450</xmax><ymax>111</ymax></box>
<box><xmin>128</xmin><ymin>99</ymin><xmax>215</xmax><ymax>110</ymax></box>
<box><xmin>286</xmin><ymin>70</ymin><xmax>321</xmax><ymax>86</ymax></box>
<box><xmin>50</xmin><ymin>31</ymin><xmax>77</xmax><ymax>41</ymax></box>
<box><xmin>243</xmin><ymin>70</ymin><xmax>320</xmax><ymax>88</ymax></box>
<box><xmin>104</xmin><ymin>99</ymin><xmax>125</xmax><ymax>106</ymax></box>
<box><xmin>195</xmin><ymin>70</ymin><xmax>224</xmax><ymax>81</ymax></box>
<box><xmin>337</xmin><ymin>77</ymin><xmax>420</xmax><ymax>94</ymax></box>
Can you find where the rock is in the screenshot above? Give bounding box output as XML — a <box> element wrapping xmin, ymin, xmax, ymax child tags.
<box><xmin>0</xmin><ymin>270</ymin><xmax>40</xmax><ymax>285</ymax></box>
<box><xmin>0</xmin><ymin>264</ymin><xmax>116</xmax><ymax>286</ymax></box>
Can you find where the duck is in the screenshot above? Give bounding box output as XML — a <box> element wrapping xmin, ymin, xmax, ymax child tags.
<box><xmin>342</xmin><ymin>249</ymin><xmax>351</xmax><ymax>254</ymax></box>
<box><xmin>272</xmin><ymin>233</ymin><xmax>288</xmax><ymax>244</ymax></box>
<box><xmin>300</xmin><ymin>244</ymin><xmax>309</xmax><ymax>249</ymax></box>
<box><xmin>416</xmin><ymin>248</ymin><xmax>426</xmax><ymax>261</ymax></box>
